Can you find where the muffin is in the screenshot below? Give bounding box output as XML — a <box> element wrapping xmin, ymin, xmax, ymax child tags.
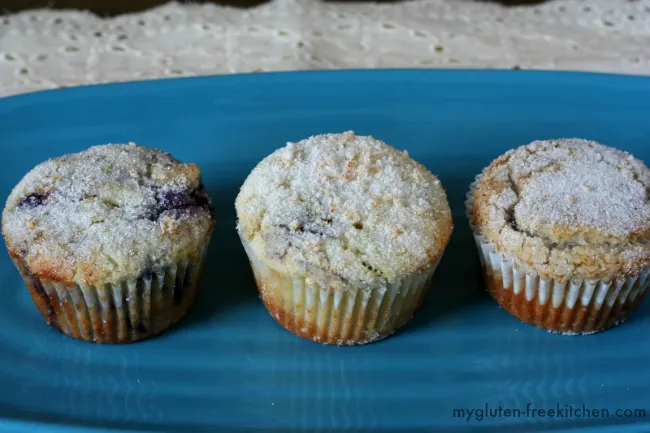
<box><xmin>2</xmin><ymin>143</ymin><xmax>214</xmax><ymax>343</ymax></box>
<box><xmin>467</xmin><ymin>138</ymin><xmax>650</xmax><ymax>335</ymax></box>
<box><xmin>235</xmin><ymin>131</ymin><xmax>453</xmax><ymax>345</ymax></box>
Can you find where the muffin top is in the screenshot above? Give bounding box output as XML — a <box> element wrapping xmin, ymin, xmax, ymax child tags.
<box><xmin>2</xmin><ymin>143</ymin><xmax>213</xmax><ymax>286</ymax></box>
<box><xmin>473</xmin><ymin>138</ymin><xmax>650</xmax><ymax>281</ymax></box>
<box><xmin>235</xmin><ymin>132</ymin><xmax>453</xmax><ymax>288</ymax></box>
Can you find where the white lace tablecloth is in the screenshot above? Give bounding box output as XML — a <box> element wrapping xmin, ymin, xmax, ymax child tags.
<box><xmin>1</xmin><ymin>0</ymin><xmax>649</xmax><ymax>98</ymax></box>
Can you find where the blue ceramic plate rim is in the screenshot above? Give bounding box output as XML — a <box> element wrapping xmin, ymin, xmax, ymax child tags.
<box><xmin>3</xmin><ymin>68</ymin><xmax>650</xmax><ymax>104</ymax></box>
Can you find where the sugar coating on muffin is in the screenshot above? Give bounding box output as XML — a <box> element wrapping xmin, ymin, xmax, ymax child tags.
<box><xmin>2</xmin><ymin>143</ymin><xmax>213</xmax><ymax>286</ymax></box>
<box><xmin>474</xmin><ymin>138</ymin><xmax>650</xmax><ymax>281</ymax></box>
<box><xmin>236</xmin><ymin>131</ymin><xmax>453</xmax><ymax>287</ymax></box>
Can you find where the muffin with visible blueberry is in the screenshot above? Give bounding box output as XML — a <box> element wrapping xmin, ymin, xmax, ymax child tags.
<box><xmin>467</xmin><ymin>139</ymin><xmax>650</xmax><ymax>335</ymax></box>
<box><xmin>2</xmin><ymin>143</ymin><xmax>214</xmax><ymax>343</ymax></box>
<box><xmin>235</xmin><ymin>132</ymin><xmax>453</xmax><ymax>345</ymax></box>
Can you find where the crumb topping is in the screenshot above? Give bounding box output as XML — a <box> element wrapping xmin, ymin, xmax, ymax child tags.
<box><xmin>2</xmin><ymin>143</ymin><xmax>214</xmax><ymax>285</ymax></box>
<box><xmin>236</xmin><ymin>132</ymin><xmax>453</xmax><ymax>285</ymax></box>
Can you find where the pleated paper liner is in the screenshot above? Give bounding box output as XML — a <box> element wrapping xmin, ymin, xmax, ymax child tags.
<box><xmin>11</xmin><ymin>248</ymin><xmax>209</xmax><ymax>344</ymax></box>
<box><xmin>241</xmin><ymin>238</ymin><xmax>440</xmax><ymax>345</ymax></box>
<box><xmin>466</xmin><ymin>177</ymin><xmax>650</xmax><ymax>335</ymax></box>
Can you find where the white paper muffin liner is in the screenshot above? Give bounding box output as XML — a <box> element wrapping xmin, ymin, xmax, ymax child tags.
<box><xmin>12</xmin><ymin>247</ymin><xmax>209</xmax><ymax>343</ymax></box>
<box><xmin>240</xmin><ymin>238</ymin><xmax>440</xmax><ymax>345</ymax></box>
<box><xmin>466</xmin><ymin>177</ymin><xmax>650</xmax><ymax>335</ymax></box>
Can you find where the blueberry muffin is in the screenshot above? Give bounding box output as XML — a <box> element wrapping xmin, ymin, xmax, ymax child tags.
<box><xmin>236</xmin><ymin>132</ymin><xmax>453</xmax><ymax>345</ymax></box>
<box><xmin>467</xmin><ymin>139</ymin><xmax>650</xmax><ymax>334</ymax></box>
<box><xmin>2</xmin><ymin>143</ymin><xmax>214</xmax><ymax>343</ymax></box>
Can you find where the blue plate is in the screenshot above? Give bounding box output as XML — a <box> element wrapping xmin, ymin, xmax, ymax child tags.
<box><xmin>1</xmin><ymin>70</ymin><xmax>650</xmax><ymax>433</ymax></box>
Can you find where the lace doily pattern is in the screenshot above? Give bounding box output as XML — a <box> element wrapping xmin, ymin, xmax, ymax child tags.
<box><xmin>1</xmin><ymin>0</ymin><xmax>649</xmax><ymax>97</ymax></box>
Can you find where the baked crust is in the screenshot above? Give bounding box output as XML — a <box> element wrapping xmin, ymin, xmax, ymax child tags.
<box><xmin>474</xmin><ymin>139</ymin><xmax>650</xmax><ymax>281</ymax></box>
<box><xmin>482</xmin><ymin>266</ymin><xmax>648</xmax><ymax>335</ymax></box>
